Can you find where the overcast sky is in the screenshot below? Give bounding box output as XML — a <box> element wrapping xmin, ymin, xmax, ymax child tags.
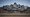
<box><xmin>0</xmin><ymin>0</ymin><xmax>30</xmax><ymax>7</ymax></box>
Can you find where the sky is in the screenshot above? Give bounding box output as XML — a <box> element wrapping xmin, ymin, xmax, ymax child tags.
<box><xmin>0</xmin><ymin>0</ymin><xmax>30</xmax><ymax>7</ymax></box>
